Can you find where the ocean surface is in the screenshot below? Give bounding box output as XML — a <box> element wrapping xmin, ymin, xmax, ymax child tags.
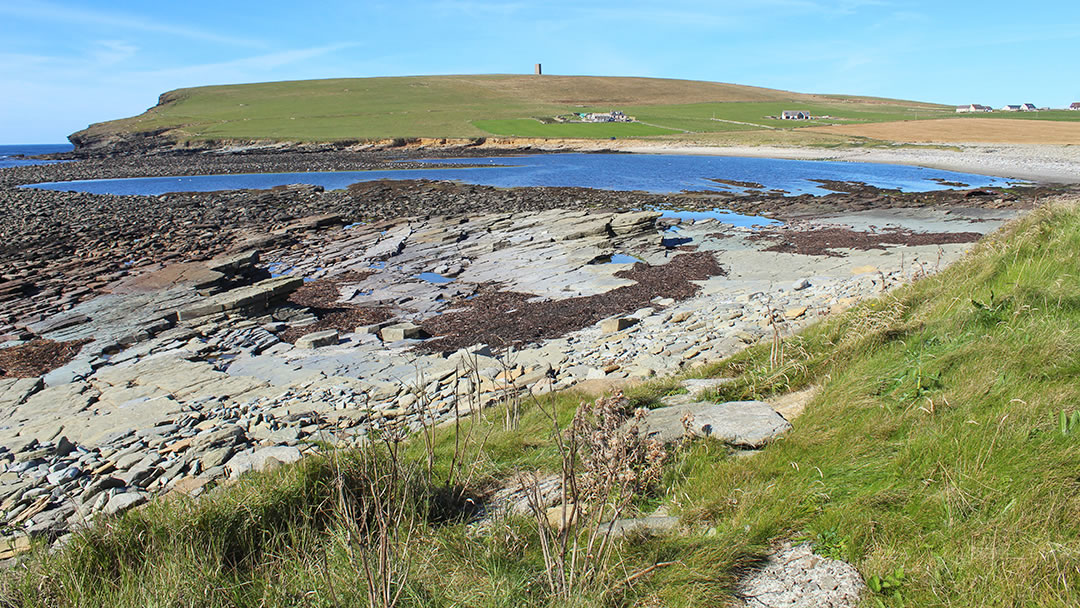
<box><xmin>0</xmin><ymin>144</ymin><xmax>73</xmax><ymax>168</ymax></box>
<box><xmin>20</xmin><ymin>153</ymin><xmax>1013</xmax><ymax>196</ymax></box>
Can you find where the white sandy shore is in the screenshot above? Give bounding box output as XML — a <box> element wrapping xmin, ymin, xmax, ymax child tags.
<box><xmin>593</xmin><ymin>142</ymin><xmax>1080</xmax><ymax>185</ymax></box>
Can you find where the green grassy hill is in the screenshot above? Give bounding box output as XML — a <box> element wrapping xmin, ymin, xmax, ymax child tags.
<box><xmin>70</xmin><ymin>74</ymin><xmax>953</xmax><ymax>146</ymax></box>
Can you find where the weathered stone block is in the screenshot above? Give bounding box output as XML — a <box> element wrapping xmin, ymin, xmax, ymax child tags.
<box><xmin>379</xmin><ymin>323</ymin><xmax>425</xmax><ymax>342</ymax></box>
<box><xmin>294</xmin><ymin>330</ymin><xmax>339</xmax><ymax>349</ymax></box>
<box><xmin>601</xmin><ymin>316</ymin><xmax>637</xmax><ymax>334</ymax></box>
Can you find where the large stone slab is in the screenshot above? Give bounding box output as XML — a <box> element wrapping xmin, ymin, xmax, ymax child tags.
<box><xmin>177</xmin><ymin>276</ymin><xmax>303</xmax><ymax>321</ymax></box>
<box><xmin>636</xmin><ymin>400</ymin><xmax>792</xmax><ymax>448</ymax></box>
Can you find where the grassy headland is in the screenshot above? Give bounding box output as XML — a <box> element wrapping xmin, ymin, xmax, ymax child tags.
<box><xmin>69</xmin><ymin>74</ymin><xmax>952</xmax><ymax>148</ymax></box>
<box><xmin>6</xmin><ymin>196</ymin><xmax>1080</xmax><ymax>606</ymax></box>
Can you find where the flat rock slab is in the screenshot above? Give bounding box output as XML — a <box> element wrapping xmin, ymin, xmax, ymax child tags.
<box><xmin>43</xmin><ymin>359</ymin><xmax>94</xmax><ymax>387</ymax></box>
<box><xmin>736</xmin><ymin>542</ymin><xmax>865</xmax><ymax>608</ymax></box>
<box><xmin>0</xmin><ymin>377</ymin><xmax>43</xmax><ymax>409</ymax></box>
<box><xmin>112</xmin><ymin>262</ymin><xmax>225</xmax><ymax>293</ymax></box>
<box><xmin>637</xmin><ymin>400</ymin><xmax>792</xmax><ymax>448</ymax></box>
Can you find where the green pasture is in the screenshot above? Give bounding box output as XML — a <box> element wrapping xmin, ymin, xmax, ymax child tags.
<box><xmin>73</xmin><ymin>75</ymin><xmax>957</xmax><ymax>144</ymax></box>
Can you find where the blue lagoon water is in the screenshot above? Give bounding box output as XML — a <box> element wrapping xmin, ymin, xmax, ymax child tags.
<box><xmin>0</xmin><ymin>144</ymin><xmax>73</xmax><ymax>168</ymax></box>
<box><xmin>20</xmin><ymin>153</ymin><xmax>1013</xmax><ymax>197</ymax></box>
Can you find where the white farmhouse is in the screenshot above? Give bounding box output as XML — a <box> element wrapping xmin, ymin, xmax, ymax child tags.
<box><xmin>780</xmin><ymin>110</ymin><xmax>811</xmax><ymax>120</ymax></box>
<box><xmin>956</xmin><ymin>104</ymin><xmax>992</xmax><ymax>113</ymax></box>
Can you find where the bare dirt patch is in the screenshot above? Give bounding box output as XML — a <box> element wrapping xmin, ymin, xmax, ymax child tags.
<box><xmin>803</xmin><ymin>118</ymin><xmax>1080</xmax><ymax>145</ymax></box>
<box><xmin>0</xmin><ymin>339</ymin><xmax>90</xmax><ymax>378</ymax></box>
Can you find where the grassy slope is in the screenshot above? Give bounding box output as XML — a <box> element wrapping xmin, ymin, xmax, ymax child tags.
<box><xmin>72</xmin><ymin>74</ymin><xmax>952</xmax><ymax>143</ymax></box>
<box><xmin>7</xmin><ymin>197</ymin><xmax>1080</xmax><ymax>607</ymax></box>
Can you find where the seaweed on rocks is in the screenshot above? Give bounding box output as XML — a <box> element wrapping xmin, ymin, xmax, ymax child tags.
<box><xmin>0</xmin><ymin>338</ymin><xmax>90</xmax><ymax>378</ymax></box>
<box><xmin>278</xmin><ymin>272</ymin><xmax>392</xmax><ymax>344</ymax></box>
<box><xmin>749</xmin><ymin>226</ymin><xmax>984</xmax><ymax>257</ymax></box>
<box><xmin>415</xmin><ymin>252</ymin><xmax>725</xmax><ymax>353</ymax></box>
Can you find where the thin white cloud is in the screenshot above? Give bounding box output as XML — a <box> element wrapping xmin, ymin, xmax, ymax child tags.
<box><xmin>431</xmin><ymin>1</ymin><xmax>528</xmax><ymax>16</ymax></box>
<box><xmin>0</xmin><ymin>1</ymin><xmax>265</xmax><ymax>48</ymax></box>
<box><xmin>90</xmin><ymin>40</ymin><xmax>139</xmax><ymax>66</ymax></box>
<box><xmin>130</xmin><ymin>43</ymin><xmax>362</xmax><ymax>81</ymax></box>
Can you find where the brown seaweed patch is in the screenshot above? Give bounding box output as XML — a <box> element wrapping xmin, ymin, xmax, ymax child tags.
<box><xmin>416</xmin><ymin>252</ymin><xmax>725</xmax><ymax>353</ymax></box>
<box><xmin>749</xmin><ymin>226</ymin><xmax>982</xmax><ymax>257</ymax></box>
<box><xmin>0</xmin><ymin>339</ymin><xmax>91</xmax><ymax>379</ymax></box>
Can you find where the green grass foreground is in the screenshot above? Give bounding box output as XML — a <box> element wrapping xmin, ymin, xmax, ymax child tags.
<box><xmin>6</xmin><ymin>198</ymin><xmax>1080</xmax><ymax>607</ymax></box>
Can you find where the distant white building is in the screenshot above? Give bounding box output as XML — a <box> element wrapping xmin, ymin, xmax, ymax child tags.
<box><xmin>1001</xmin><ymin>104</ymin><xmax>1022</xmax><ymax>112</ymax></box>
<box><xmin>580</xmin><ymin>110</ymin><xmax>632</xmax><ymax>123</ymax></box>
<box><xmin>780</xmin><ymin>110</ymin><xmax>811</xmax><ymax>120</ymax></box>
<box><xmin>1019</xmin><ymin>103</ymin><xmax>1038</xmax><ymax>111</ymax></box>
<box><xmin>1070</xmin><ymin>102</ymin><xmax>1080</xmax><ymax>111</ymax></box>
<box><xmin>956</xmin><ymin>104</ymin><xmax>992</xmax><ymax>113</ymax></box>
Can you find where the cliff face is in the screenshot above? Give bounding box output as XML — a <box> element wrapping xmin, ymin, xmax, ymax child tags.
<box><xmin>67</xmin><ymin>127</ymin><xmax>177</xmax><ymax>156</ymax></box>
<box><xmin>67</xmin><ymin>89</ymin><xmax>190</xmax><ymax>156</ymax></box>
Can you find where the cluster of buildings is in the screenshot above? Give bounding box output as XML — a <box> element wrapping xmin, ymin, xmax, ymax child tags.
<box><xmin>956</xmin><ymin>102</ymin><xmax>1080</xmax><ymax>113</ymax></box>
<box><xmin>578</xmin><ymin>110</ymin><xmax>633</xmax><ymax>123</ymax></box>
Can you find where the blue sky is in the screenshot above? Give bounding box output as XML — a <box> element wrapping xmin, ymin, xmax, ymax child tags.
<box><xmin>1</xmin><ymin>0</ymin><xmax>1078</xmax><ymax>143</ymax></box>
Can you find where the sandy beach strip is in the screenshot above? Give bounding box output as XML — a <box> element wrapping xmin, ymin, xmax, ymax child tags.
<box><xmin>611</xmin><ymin>142</ymin><xmax>1080</xmax><ymax>185</ymax></box>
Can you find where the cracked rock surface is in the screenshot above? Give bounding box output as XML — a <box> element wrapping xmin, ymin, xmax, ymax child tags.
<box><xmin>737</xmin><ymin>542</ymin><xmax>866</xmax><ymax>608</ymax></box>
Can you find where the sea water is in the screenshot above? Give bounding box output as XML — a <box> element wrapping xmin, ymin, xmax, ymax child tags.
<box><xmin>21</xmin><ymin>153</ymin><xmax>1013</xmax><ymax>196</ymax></box>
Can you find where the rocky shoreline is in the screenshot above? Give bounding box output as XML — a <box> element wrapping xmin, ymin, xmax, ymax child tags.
<box><xmin>0</xmin><ymin>148</ymin><xmax>1074</xmax><ymax>557</ymax></box>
